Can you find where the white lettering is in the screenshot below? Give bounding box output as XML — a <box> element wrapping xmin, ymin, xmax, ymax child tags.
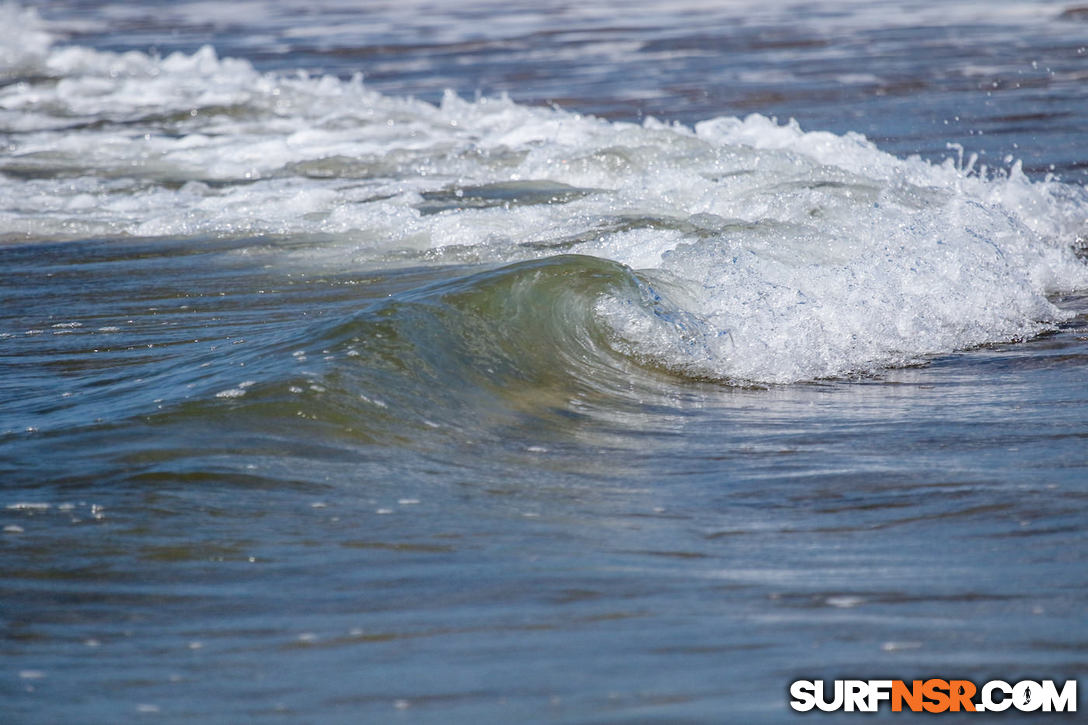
<box><xmin>844</xmin><ymin>680</ymin><xmax>868</xmax><ymax>712</ymax></box>
<box><xmin>1040</xmin><ymin>680</ymin><xmax>1077</xmax><ymax>712</ymax></box>
<box><xmin>1014</xmin><ymin>680</ymin><xmax>1043</xmax><ymax>712</ymax></box>
<box><xmin>815</xmin><ymin>679</ymin><xmax>844</xmax><ymax>712</ymax></box>
<box><xmin>867</xmin><ymin>680</ymin><xmax>893</xmax><ymax>711</ymax></box>
<box><xmin>981</xmin><ymin>680</ymin><xmax>1012</xmax><ymax>712</ymax></box>
<box><xmin>789</xmin><ymin>680</ymin><xmax>816</xmax><ymax>712</ymax></box>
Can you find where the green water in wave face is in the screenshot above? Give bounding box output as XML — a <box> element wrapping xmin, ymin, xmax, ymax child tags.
<box><xmin>2</xmin><ymin>245</ymin><xmax>710</xmax><ymax>488</ymax></box>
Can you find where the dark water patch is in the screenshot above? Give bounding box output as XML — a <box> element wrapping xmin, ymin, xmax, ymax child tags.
<box><xmin>1059</xmin><ymin>5</ymin><xmax>1088</xmax><ymax>21</ymax></box>
<box><xmin>417</xmin><ymin>180</ymin><xmax>597</xmax><ymax>215</ymax></box>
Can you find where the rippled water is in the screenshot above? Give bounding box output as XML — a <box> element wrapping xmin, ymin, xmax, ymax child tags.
<box><xmin>2</xmin><ymin>1</ymin><xmax>1087</xmax><ymax>722</ymax></box>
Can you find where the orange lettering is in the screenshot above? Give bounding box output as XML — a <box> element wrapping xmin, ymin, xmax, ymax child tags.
<box><xmin>892</xmin><ymin>680</ymin><xmax>923</xmax><ymax>712</ymax></box>
<box><xmin>949</xmin><ymin>680</ymin><xmax>976</xmax><ymax>712</ymax></box>
<box><xmin>922</xmin><ymin>679</ymin><xmax>951</xmax><ymax>713</ymax></box>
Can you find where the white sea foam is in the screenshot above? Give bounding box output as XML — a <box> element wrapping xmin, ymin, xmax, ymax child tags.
<box><xmin>0</xmin><ymin>4</ymin><xmax>51</xmax><ymax>76</ymax></box>
<box><xmin>1</xmin><ymin>10</ymin><xmax>1085</xmax><ymax>383</ymax></box>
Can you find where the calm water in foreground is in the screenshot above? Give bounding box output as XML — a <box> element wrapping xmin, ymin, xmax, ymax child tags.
<box><xmin>2</xmin><ymin>1</ymin><xmax>1087</xmax><ymax>722</ymax></box>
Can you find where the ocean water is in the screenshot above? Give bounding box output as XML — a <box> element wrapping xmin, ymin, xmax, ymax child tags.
<box><xmin>1</xmin><ymin>1</ymin><xmax>1086</xmax><ymax>721</ymax></box>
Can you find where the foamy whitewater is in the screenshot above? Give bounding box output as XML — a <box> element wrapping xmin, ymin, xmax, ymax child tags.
<box><xmin>3</xmin><ymin>3</ymin><xmax>1085</xmax><ymax>384</ymax></box>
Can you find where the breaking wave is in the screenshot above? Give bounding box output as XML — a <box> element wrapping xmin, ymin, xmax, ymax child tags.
<box><xmin>2</xmin><ymin>5</ymin><xmax>1086</xmax><ymax>384</ymax></box>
